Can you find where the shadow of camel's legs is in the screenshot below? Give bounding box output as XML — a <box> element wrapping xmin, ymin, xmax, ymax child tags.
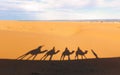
<box><xmin>60</xmin><ymin>55</ymin><xmax>62</xmax><ymax>60</ymax></box>
<box><xmin>84</xmin><ymin>55</ymin><xmax>87</xmax><ymax>59</ymax></box>
<box><xmin>49</xmin><ymin>55</ymin><xmax>53</xmax><ymax>61</ymax></box>
<box><xmin>60</xmin><ymin>55</ymin><xmax>64</xmax><ymax>60</ymax></box>
<box><xmin>68</xmin><ymin>55</ymin><xmax>70</xmax><ymax>60</ymax></box>
<box><xmin>75</xmin><ymin>55</ymin><xmax>79</xmax><ymax>60</ymax></box>
<box><xmin>17</xmin><ymin>54</ymin><xmax>28</xmax><ymax>60</ymax></box>
<box><xmin>40</xmin><ymin>55</ymin><xmax>46</xmax><ymax>60</ymax></box>
<box><xmin>32</xmin><ymin>54</ymin><xmax>37</xmax><ymax>60</ymax></box>
<box><xmin>63</xmin><ymin>56</ymin><xmax>65</xmax><ymax>60</ymax></box>
<box><xmin>26</xmin><ymin>55</ymin><xmax>33</xmax><ymax>60</ymax></box>
<box><xmin>43</xmin><ymin>55</ymin><xmax>48</xmax><ymax>60</ymax></box>
<box><xmin>40</xmin><ymin>54</ymin><xmax>48</xmax><ymax>60</ymax></box>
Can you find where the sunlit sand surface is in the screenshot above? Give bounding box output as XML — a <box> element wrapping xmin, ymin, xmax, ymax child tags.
<box><xmin>0</xmin><ymin>21</ymin><xmax>120</xmax><ymax>60</ymax></box>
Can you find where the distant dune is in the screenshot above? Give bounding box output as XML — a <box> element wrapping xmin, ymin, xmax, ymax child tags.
<box><xmin>0</xmin><ymin>57</ymin><xmax>120</xmax><ymax>75</ymax></box>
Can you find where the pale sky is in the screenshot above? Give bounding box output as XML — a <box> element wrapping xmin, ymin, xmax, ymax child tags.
<box><xmin>0</xmin><ymin>0</ymin><xmax>120</xmax><ymax>20</ymax></box>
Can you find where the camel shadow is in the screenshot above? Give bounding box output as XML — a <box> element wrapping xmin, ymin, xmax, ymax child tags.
<box><xmin>40</xmin><ymin>47</ymin><xmax>60</xmax><ymax>61</ymax></box>
<box><xmin>60</xmin><ymin>47</ymin><xmax>74</xmax><ymax>60</ymax></box>
<box><xmin>75</xmin><ymin>47</ymin><xmax>88</xmax><ymax>60</ymax></box>
<box><xmin>17</xmin><ymin>45</ymin><xmax>47</xmax><ymax>60</ymax></box>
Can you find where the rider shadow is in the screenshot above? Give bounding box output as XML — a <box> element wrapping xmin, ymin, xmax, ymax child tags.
<box><xmin>17</xmin><ymin>45</ymin><xmax>47</xmax><ymax>60</ymax></box>
<box><xmin>75</xmin><ymin>47</ymin><xmax>88</xmax><ymax>60</ymax></box>
<box><xmin>60</xmin><ymin>47</ymin><xmax>74</xmax><ymax>61</ymax></box>
<box><xmin>40</xmin><ymin>47</ymin><xmax>60</xmax><ymax>61</ymax></box>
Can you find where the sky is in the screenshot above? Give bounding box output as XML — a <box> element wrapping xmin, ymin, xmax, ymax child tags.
<box><xmin>0</xmin><ymin>0</ymin><xmax>120</xmax><ymax>20</ymax></box>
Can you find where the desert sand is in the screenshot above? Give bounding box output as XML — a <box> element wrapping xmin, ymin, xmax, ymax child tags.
<box><xmin>0</xmin><ymin>21</ymin><xmax>120</xmax><ymax>60</ymax></box>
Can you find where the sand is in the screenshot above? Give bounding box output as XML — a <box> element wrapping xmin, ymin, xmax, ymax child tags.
<box><xmin>0</xmin><ymin>21</ymin><xmax>120</xmax><ymax>59</ymax></box>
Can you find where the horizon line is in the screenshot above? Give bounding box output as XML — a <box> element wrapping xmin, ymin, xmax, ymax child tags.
<box><xmin>17</xmin><ymin>19</ymin><xmax>120</xmax><ymax>22</ymax></box>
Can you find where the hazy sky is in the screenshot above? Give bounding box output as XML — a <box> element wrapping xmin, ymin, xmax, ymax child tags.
<box><xmin>0</xmin><ymin>0</ymin><xmax>120</xmax><ymax>20</ymax></box>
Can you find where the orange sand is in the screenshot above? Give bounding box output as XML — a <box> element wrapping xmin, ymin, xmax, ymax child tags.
<box><xmin>0</xmin><ymin>21</ymin><xmax>120</xmax><ymax>60</ymax></box>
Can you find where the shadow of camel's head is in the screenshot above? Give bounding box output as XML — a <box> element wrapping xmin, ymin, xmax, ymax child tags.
<box><xmin>38</xmin><ymin>45</ymin><xmax>44</xmax><ymax>48</ymax></box>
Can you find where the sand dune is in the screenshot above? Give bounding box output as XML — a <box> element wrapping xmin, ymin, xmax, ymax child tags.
<box><xmin>0</xmin><ymin>21</ymin><xmax>120</xmax><ymax>59</ymax></box>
